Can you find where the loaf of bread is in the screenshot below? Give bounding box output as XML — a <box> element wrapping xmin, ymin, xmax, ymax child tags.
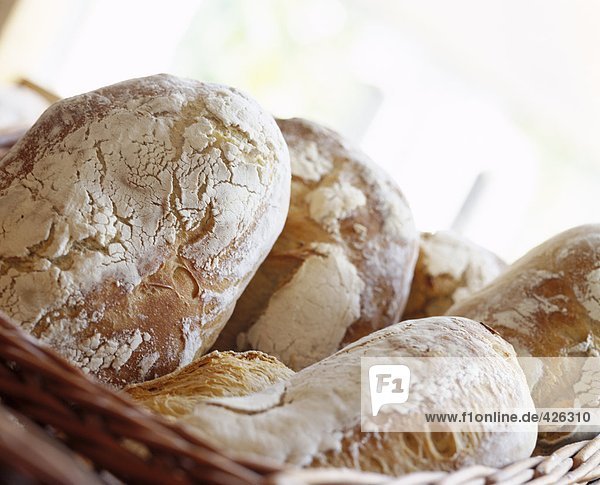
<box><xmin>0</xmin><ymin>74</ymin><xmax>290</xmax><ymax>386</ymax></box>
<box><xmin>403</xmin><ymin>231</ymin><xmax>506</xmax><ymax>319</ymax></box>
<box><xmin>213</xmin><ymin>117</ymin><xmax>418</xmax><ymax>370</ymax></box>
<box><xmin>165</xmin><ymin>317</ymin><xmax>536</xmax><ymax>475</ymax></box>
<box><xmin>448</xmin><ymin>225</ymin><xmax>600</xmax><ymax>359</ymax></box>
<box><xmin>126</xmin><ymin>350</ymin><xmax>294</xmax><ymax>419</ymax></box>
<box><xmin>447</xmin><ymin>225</ymin><xmax>600</xmax><ymax>450</ymax></box>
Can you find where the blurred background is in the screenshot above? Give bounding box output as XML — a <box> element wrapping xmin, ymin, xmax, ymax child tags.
<box><xmin>0</xmin><ymin>0</ymin><xmax>597</xmax><ymax>262</ymax></box>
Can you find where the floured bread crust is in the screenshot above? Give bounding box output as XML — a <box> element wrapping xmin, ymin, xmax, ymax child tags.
<box><xmin>0</xmin><ymin>74</ymin><xmax>290</xmax><ymax>386</ymax></box>
<box><xmin>448</xmin><ymin>225</ymin><xmax>600</xmax><ymax>359</ymax></box>
<box><xmin>173</xmin><ymin>317</ymin><xmax>536</xmax><ymax>475</ymax></box>
<box><xmin>126</xmin><ymin>350</ymin><xmax>294</xmax><ymax>419</ymax></box>
<box><xmin>447</xmin><ymin>225</ymin><xmax>600</xmax><ymax>451</ymax></box>
<box><xmin>213</xmin><ymin>117</ymin><xmax>418</xmax><ymax>370</ymax></box>
<box><xmin>403</xmin><ymin>231</ymin><xmax>506</xmax><ymax>319</ymax></box>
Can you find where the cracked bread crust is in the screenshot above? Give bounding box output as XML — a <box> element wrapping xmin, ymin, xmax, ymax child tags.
<box><xmin>0</xmin><ymin>74</ymin><xmax>290</xmax><ymax>387</ymax></box>
<box><xmin>174</xmin><ymin>317</ymin><xmax>536</xmax><ymax>475</ymax></box>
<box><xmin>403</xmin><ymin>231</ymin><xmax>507</xmax><ymax>320</ymax></box>
<box><xmin>447</xmin><ymin>225</ymin><xmax>600</xmax><ymax>359</ymax></box>
<box><xmin>213</xmin><ymin>117</ymin><xmax>418</xmax><ymax>370</ymax></box>
<box><xmin>447</xmin><ymin>225</ymin><xmax>600</xmax><ymax>450</ymax></box>
<box><xmin>126</xmin><ymin>350</ymin><xmax>294</xmax><ymax>419</ymax></box>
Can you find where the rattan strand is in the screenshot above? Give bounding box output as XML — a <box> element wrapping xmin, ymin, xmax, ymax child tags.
<box><xmin>0</xmin><ymin>405</ymin><xmax>102</xmax><ymax>484</ymax></box>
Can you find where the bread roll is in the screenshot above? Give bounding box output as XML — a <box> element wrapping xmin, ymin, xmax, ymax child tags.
<box><xmin>447</xmin><ymin>225</ymin><xmax>600</xmax><ymax>450</ymax></box>
<box><xmin>403</xmin><ymin>231</ymin><xmax>506</xmax><ymax>319</ymax></box>
<box><xmin>0</xmin><ymin>74</ymin><xmax>290</xmax><ymax>386</ymax></box>
<box><xmin>126</xmin><ymin>350</ymin><xmax>294</xmax><ymax>419</ymax></box>
<box><xmin>213</xmin><ymin>117</ymin><xmax>418</xmax><ymax>370</ymax></box>
<box><xmin>172</xmin><ymin>317</ymin><xmax>536</xmax><ymax>475</ymax></box>
<box><xmin>448</xmin><ymin>225</ymin><xmax>600</xmax><ymax>360</ymax></box>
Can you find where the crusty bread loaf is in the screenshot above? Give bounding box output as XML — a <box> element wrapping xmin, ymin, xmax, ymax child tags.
<box><xmin>447</xmin><ymin>225</ymin><xmax>600</xmax><ymax>450</ymax></box>
<box><xmin>126</xmin><ymin>350</ymin><xmax>294</xmax><ymax>419</ymax></box>
<box><xmin>448</xmin><ymin>225</ymin><xmax>600</xmax><ymax>360</ymax></box>
<box><xmin>0</xmin><ymin>74</ymin><xmax>290</xmax><ymax>387</ymax></box>
<box><xmin>170</xmin><ymin>317</ymin><xmax>536</xmax><ymax>475</ymax></box>
<box><xmin>212</xmin><ymin>117</ymin><xmax>418</xmax><ymax>370</ymax></box>
<box><xmin>403</xmin><ymin>231</ymin><xmax>506</xmax><ymax>319</ymax></box>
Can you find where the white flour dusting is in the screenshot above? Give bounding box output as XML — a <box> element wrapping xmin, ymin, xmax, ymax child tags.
<box><xmin>241</xmin><ymin>243</ymin><xmax>364</xmax><ymax>370</ymax></box>
<box><xmin>0</xmin><ymin>74</ymin><xmax>290</xmax><ymax>380</ymax></box>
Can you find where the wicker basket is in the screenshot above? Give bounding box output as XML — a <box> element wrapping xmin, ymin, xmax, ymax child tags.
<box><xmin>0</xmin><ymin>311</ymin><xmax>599</xmax><ymax>485</ymax></box>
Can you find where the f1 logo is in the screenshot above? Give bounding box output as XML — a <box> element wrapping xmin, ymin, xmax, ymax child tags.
<box><xmin>368</xmin><ymin>364</ymin><xmax>411</xmax><ymax>416</ymax></box>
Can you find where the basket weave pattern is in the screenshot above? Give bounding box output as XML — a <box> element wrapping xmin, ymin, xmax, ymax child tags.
<box><xmin>0</xmin><ymin>312</ymin><xmax>279</xmax><ymax>484</ymax></box>
<box><xmin>1</xmin><ymin>311</ymin><xmax>600</xmax><ymax>484</ymax></box>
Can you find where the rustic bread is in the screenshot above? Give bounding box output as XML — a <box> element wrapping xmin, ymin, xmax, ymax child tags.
<box><xmin>0</xmin><ymin>74</ymin><xmax>290</xmax><ymax>386</ymax></box>
<box><xmin>212</xmin><ymin>117</ymin><xmax>418</xmax><ymax>370</ymax></box>
<box><xmin>448</xmin><ymin>225</ymin><xmax>600</xmax><ymax>450</ymax></box>
<box><xmin>403</xmin><ymin>231</ymin><xmax>506</xmax><ymax>319</ymax></box>
<box><xmin>126</xmin><ymin>350</ymin><xmax>294</xmax><ymax>419</ymax></box>
<box><xmin>448</xmin><ymin>225</ymin><xmax>600</xmax><ymax>360</ymax></box>
<box><xmin>170</xmin><ymin>317</ymin><xmax>536</xmax><ymax>475</ymax></box>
